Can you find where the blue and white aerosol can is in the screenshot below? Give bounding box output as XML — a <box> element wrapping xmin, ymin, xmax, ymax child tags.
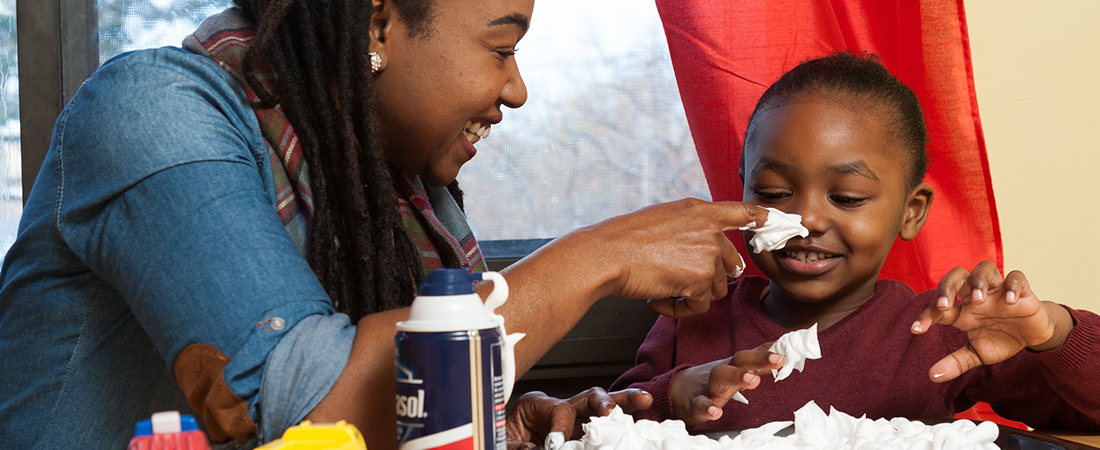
<box><xmin>395</xmin><ymin>269</ymin><xmax>525</xmax><ymax>450</ymax></box>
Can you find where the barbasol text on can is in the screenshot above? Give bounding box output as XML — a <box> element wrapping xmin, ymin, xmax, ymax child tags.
<box><xmin>395</xmin><ymin>269</ymin><xmax>524</xmax><ymax>450</ymax></box>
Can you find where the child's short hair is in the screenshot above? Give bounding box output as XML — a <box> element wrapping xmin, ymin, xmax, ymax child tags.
<box><xmin>743</xmin><ymin>51</ymin><xmax>930</xmax><ymax>187</ymax></box>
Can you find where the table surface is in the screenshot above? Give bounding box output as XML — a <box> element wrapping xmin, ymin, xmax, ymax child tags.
<box><xmin>1038</xmin><ymin>431</ymin><xmax>1100</xmax><ymax>448</ymax></box>
<box><xmin>702</xmin><ymin>427</ymin><xmax>1100</xmax><ymax>449</ymax></box>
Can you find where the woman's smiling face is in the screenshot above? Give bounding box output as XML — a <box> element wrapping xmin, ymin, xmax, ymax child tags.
<box><xmin>742</xmin><ymin>94</ymin><xmax>925</xmax><ymax>307</ymax></box>
<box><xmin>371</xmin><ymin>0</ymin><xmax>532</xmax><ymax>187</ymax></box>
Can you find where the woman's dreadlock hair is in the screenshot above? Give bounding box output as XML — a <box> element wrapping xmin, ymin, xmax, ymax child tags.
<box><xmin>231</xmin><ymin>0</ymin><xmax>450</xmax><ymax>322</ymax></box>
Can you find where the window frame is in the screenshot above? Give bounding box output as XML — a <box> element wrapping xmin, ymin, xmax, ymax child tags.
<box><xmin>16</xmin><ymin>0</ymin><xmax>98</xmax><ymax>200</ymax></box>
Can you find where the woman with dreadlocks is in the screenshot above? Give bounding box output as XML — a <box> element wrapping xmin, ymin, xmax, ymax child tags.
<box><xmin>0</xmin><ymin>0</ymin><xmax>773</xmax><ymax>448</ymax></box>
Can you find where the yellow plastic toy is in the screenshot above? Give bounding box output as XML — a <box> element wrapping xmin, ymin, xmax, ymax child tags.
<box><xmin>257</xmin><ymin>420</ymin><xmax>366</xmax><ymax>450</ymax></box>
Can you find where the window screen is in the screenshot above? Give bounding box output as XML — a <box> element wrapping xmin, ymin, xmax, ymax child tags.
<box><xmin>0</xmin><ymin>0</ymin><xmax>19</xmax><ymax>253</ymax></box>
<box><xmin>459</xmin><ymin>0</ymin><xmax>709</xmax><ymax>240</ymax></box>
<box><xmin>95</xmin><ymin>0</ymin><xmax>710</xmax><ymax>243</ymax></box>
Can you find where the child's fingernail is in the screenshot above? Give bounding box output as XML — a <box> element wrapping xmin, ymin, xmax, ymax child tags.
<box><xmin>911</xmin><ymin>321</ymin><xmax>922</xmax><ymax>333</ymax></box>
<box><xmin>937</xmin><ymin>296</ymin><xmax>949</xmax><ymax>309</ymax></box>
<box><xmin>1006</xmin><ymin>290</ymin><xmax>1017</xmax><ymax>304</ymax></box>
<box><xmin>972</xmin><ymin>289</ymin><xmax>984</xmax><ymax>302</ymax></box>
<box><xmin>708</xmin><ymin>405</ymin><xmax>721</xmax><ymax>418</ymax></box>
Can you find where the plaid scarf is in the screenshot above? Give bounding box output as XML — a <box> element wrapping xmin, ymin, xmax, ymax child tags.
<box><xmin>184</xmin><ymin>8</ymin><xmax>485</xmax><ymax>275</ymax></box>
<box><xmin>393</xmin><ymin>171</ymin><xmax>487</xmax><ymax>274</ymax></box>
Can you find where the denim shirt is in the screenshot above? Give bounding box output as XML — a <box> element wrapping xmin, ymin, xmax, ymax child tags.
<box><xmin>0</xmin><ymin>47</ymin><xmax>356</xmax><ymax>449</ymax></box>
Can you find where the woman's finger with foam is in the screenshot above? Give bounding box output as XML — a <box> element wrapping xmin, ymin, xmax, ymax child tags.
<box><xmin>607</xmin><ymin>389</ymin><xmax>653</xmax><ymax>415</ymax></box>
<box><xmin>573</xmin><ymin>387</ymin><xmax>615</xmax><ymax>418</ymax></box>
<box><xmin>710</xmin><ymin>201</ymin><xmax>770</xmax><ymax>232</ymax></box>
<box><xmin>724</xmin><ymin>239</ymin><xmax>746</xmax><ymax>280</ymax></box>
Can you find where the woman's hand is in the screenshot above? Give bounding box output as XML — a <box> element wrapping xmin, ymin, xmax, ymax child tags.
<box><xmin>495</xmin><ymin>199</ymin><xmax>767</xmax><ymax>380</ymax></box>
<box><xmin>505</xmin><ymin>388</ymin><xmax>653</xmax><ymax>450</ymax></box>
<box><xmin>581</xmin><ymin>199</ymin><xmax>769</xmax><ymax>318</ymax></box>
<box><xmin>670</xmin><ymin>345</ymin><xmax>784</xmax><ymax>427</ymax></box>
<box><xmin>911</xmin><ymin>261</ymin><xmax>1074</xmax><ymax>382</ymax></box>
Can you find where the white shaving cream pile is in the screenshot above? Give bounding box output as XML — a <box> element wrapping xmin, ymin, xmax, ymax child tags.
<box><xmin>742</xmin><ymin>207</ymin><xmax>809</xmax><ymax>254</ymax></box>
<box><xmin>551</xmin><ymin>401</ymin><xmax>999</xmax><ymax>450</ymax></box>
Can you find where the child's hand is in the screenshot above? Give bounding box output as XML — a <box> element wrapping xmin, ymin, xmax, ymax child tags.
<box><xmin>670</xmin><ymin>345</ymin><xmax>784</xmax><ymax>426</ymax></box>
<box><xmin>911</xmin><ymin>261</ymin><xmax>1074</xmax><ymax>383</ymax></box>
<box><xmin>506</xmin><ymin>388</ymin><xmax>653</xmax><ymax>449</ymax></box>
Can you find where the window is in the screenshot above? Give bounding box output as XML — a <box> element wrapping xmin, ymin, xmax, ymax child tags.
<box><xmin>12</xmin><ymin>1</ymin><xmax>709</xmax><ymax>255</ymax></box>
<box><xmin>457</xmin><ymin>0</ymin><xmax>709</xmax><ymax>241</ymax></box>
<box><xmin>98</xmin><ymin>0</ymin><xmax>233</xmax><ymax>64</ymax></box>
<box><xmin>92</xmin><ymin>0</ymin><xmax>709</xmax><ymax>244</ymax></box>
<box><xmin>0</xmin><ymin>0</ymin><xmax>17</xmax><ymax>253</ymax></box>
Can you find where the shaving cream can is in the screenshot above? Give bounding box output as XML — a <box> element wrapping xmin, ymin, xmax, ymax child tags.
<box><xmin>395</xmin><ymin>269</ymin><xmax>522</xmax><ymax>450</ymax></box>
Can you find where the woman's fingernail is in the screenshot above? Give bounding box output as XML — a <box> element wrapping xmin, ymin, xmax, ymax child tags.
<box><xmin>911</xmin><ymin>321</ymin><xmax>922</xmax><ymax>333</ymax></box>
<box><xmin>933</xmin><ymin>372</ymin><xmax>945</xmax><ymax>379</ymax></box>
<box><xmin>937</xmin><ymin>296</ymin><xmax>949</xmax><ymax>309</ymax></box>
<box><xmin>743</xmin><ymin>372</ymin><xmax>758</xmax><ymax>384</ymax></box>
<box><xmin>1006</xmin><ymin>290</ymin><xmax>1017</xmax><ymax>304</ymax></box>
<box><xmin>769</xmin><ymin>353</ymin><xmax>783</xmax><ymax>365</ymax></box>
<box><xmin>708</xmin><ymin>405</ymin><xmax>721</xmax><ymax>418</ymax></box>
<box><xmin>972</xmin><ymin>289</ymin><xmax>984</xmax><ymax>302</ymax></box>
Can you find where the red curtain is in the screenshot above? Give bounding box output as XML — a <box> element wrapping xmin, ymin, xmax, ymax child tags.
<box><xmin>656</xmin><ymin>0</ymin><xmax>1002</xmax><ymax>292</ymax></box>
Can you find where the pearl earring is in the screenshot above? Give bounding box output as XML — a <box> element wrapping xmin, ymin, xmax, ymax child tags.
<box><xmin>370</xmin><ymin>51</ymin><xmax>382</xmax><ymax>73</ymax></box>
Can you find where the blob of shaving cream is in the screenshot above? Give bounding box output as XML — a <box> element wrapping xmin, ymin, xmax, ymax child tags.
<box><xmin>741</xmin><ymin>207</ymin><xmax>809</xmax><ymax>254</ymax></box>
<box><xmin>769</xmin><ymin>323</ymin><xmax>822</xmax><ymax>382</ymax></box>
<box><xmin>733</xmin><ymin>323</ymin><xmax>821</xmax><ymax>405</ymax></box>
<box><xmin>559</xmin><ymin>401</ymin><xmax>999</xmax><ymax>450</ymax></box>
<box><xmin>545</xmin><ymin>431</ymin><xmax>565</xmax><ymax>450</ymax></box>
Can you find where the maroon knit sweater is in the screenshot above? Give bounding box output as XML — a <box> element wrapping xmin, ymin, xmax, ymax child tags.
<box><xmin>611</xmin><ymin>276</ymin><xmax>1100</xmax><ymax>431</ymax></box>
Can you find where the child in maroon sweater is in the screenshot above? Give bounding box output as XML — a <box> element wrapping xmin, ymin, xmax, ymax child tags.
<box><xmin>611</xmin><ymin>52</ymin><xmax>1100</xmax><ymax>432</ymax></box>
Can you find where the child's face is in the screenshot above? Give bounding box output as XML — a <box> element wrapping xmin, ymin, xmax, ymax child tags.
<box><xmin>742</xmin><ymin>95</ymin><xmax>928</xmax><ymax>305</ymax></box>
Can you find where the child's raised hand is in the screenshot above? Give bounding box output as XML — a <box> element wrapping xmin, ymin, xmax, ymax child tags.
<box><xmin>669</xmin><ymin>345</ymin><xmax>784</xmax><ymax>426</ymax></box>
<box><xmin>910</xmin><ymin>261</ymin><xmax>1074</xmax><ymax>383</ymax></box>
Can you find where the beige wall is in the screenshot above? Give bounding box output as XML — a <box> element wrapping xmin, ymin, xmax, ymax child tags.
<box><xmin>967</xmin><ymin>1</ymin><xmax>1100</xmax><ymax>312</ymax></box>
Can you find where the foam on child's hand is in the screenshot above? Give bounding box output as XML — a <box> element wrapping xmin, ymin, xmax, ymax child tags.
<box><xmin>562</xmin><ymin>401</ymin><xmax>999</xmax><ymax>450</ymax></box>
<box><xmin>735</xmin><ymin>323</ymin><xmax>820</xmax><ymax>405</ymax></box>
<box><xmin>741</xmin><ymin>207</ymin><xmax>809</xmax><ymax>254</ymax></box>
<box><xmin>769</xmin><ymin>323</ymin><xmax>822</xmax><ymax>382</ymax></box>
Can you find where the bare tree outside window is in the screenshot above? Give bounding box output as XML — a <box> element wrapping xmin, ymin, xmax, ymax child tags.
<box><xmin>459</xmin><ymin>0</ymin><xmax>709</xmax><ymax>240</ymax></box>
<box><xmin>0</xmin><ymin>0</ymin><xmax>19</xmax><ymax>254</ymax></box>
<box><xmin>98</xmin><ymin>0</ymin><xmax>233</xmax><ymax>64</ymax></box>
<box><xmin>94</xmin><ymin>0</ymin><xmax>709</xmax><ymax>243</ymax></box>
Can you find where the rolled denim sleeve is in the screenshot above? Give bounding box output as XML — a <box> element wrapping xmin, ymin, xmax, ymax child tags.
<box><xmin>52</xmin><ymin>47</ymin><xmax>351</xmax><ymax>443</ymax></box>
<box><xmin>259</xmin><ymin>313</ymin><xmax>356</xmax><ymax>441</ymax></box>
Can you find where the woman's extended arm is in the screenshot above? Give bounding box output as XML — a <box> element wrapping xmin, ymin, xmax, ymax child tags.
<box><xmin>306</xmin><ymin>199</ymin><xmax>768</xmax><ymax>450</ymax></box>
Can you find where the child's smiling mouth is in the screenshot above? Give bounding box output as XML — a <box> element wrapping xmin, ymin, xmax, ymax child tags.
<box><xmin>782</xmin><ymin>250</ymin><xmax>835</xmax><ymax>263</ymax></box>
<box><xmin>777</xmin><ymin>250</ymin><xmax>842</xmax><ymax>275</ymax></box>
